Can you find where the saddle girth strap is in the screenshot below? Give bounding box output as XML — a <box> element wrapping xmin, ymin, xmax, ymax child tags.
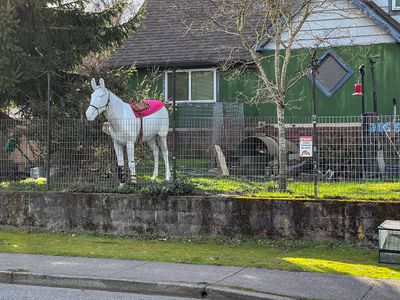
<box><xmin>137</xmin><ymin>113</ymin><xmax>144</xmax><ymax>147</ymax></box>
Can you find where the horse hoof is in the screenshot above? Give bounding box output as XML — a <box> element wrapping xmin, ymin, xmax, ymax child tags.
<box><xmin>131</xmin><ymin>176</ymin><xmax>138</xmax><ymax>184</ymax></box>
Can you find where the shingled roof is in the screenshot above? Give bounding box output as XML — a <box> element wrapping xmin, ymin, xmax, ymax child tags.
<box><xmin>107</xmin><ymin>0</ymin><xmax>251</xmax><ymax>69</ymax></box>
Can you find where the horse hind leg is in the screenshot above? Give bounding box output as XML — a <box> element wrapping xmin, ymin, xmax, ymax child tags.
<box><xmin>158</xmin><ymin>135</ymin><xmax>171</xmax><ymax>181</ymax></box>
<box><xmin>113</xmin><ymin>141</ymin><xmax>126</xmax><ymax>187</ymax></box>
<box><xmin>147</xmin><ymin>136</ymin><xmax>159</xmax><ymax>181</ymax></box>
<box><xmin>126</xmin><ymin>141</ymin><xmax>137</xmax><ymax>184</ymax></box>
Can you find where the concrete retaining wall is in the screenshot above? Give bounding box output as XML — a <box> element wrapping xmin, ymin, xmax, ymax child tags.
<box><xmin>0</xmin><ymin>192</ymin><xmax>399</xmax><ymax>245</ymax></box>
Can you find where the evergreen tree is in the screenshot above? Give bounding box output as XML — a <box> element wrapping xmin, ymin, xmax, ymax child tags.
<box><xmin>0</xmin><ymin>1</ymin><xmax>24</xmax><ymax>101</ymax></box>
<box><xmin>0</xmin><ymin>0</ymin><xmax>143</xmax><ymax>116</ymax></box>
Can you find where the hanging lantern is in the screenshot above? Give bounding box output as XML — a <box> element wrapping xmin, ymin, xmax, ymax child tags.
<box><xmin>353</xmin><ymin>83</ymin><xmax>363</xmax><ymax>96</ymax></box>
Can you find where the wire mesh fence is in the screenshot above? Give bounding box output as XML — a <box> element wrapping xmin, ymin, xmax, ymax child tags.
<box><xmin>0</xmin><ymin>113</ymin><xmax>399</xmax><ymax>198</ymax></box>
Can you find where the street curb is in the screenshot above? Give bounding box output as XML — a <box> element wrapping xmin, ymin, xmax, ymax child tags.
<box><xmin>206</xmin><ymin>285</ymin><xmax>295</xmax><ymax>300</ymax></box>
<box><xmin>0</xmin><ymin>271</ymin><xmax>12</xmax><ymax>283</ymax></box>
<box><xmin>0</xmin><ymin>271</ymin><xmax>295</xmax><ymax>299</ymax></box>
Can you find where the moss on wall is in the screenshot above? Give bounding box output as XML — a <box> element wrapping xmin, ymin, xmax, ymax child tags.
<box><xmin>0</xmin><ymin>192</ymin><xmax>399</xmax><ymax>245</ymax></box>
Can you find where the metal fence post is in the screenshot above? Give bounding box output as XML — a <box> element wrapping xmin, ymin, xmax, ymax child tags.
<box><xmin>46</xmin><ymin>71</ymin><xmax>51</xmax><ymax>190</ymax></box>
<box><xmin>172</xmin><ymin>68</ymin><xmax>177</xmax><ymax>181</ymax></box>
<box><xmin>360</xmin><ymin>65</ymin><xmax>366</xmax><ymax>180</ymax></box>
<box><xmin>311</xmin><ymin>57</ymin><xmax>318</xmax><ymax>200</ymax></box>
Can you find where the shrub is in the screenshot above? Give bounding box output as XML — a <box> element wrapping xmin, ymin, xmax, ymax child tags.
<box><xmin>138</xmin><ymin>179</ymin><xmax>196</xmax><ymax>197</ymax></box>
<box><xmin>0</xmin><ymin>178</ymin><xmax>47</xmax><ymax>191</ymax></box>
<box><xmin>65</xmin><ymin>178</ymin><xmax>196</xmax><ymax>197</ymax></box>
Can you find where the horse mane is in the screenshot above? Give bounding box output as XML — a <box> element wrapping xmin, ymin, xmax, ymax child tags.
<box><xmin>109</xmin><ymin>90</ymin><xmax>125</xmax><ymax>104</ymax></box>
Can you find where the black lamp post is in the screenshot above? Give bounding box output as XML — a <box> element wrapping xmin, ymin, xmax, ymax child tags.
<box><xmin>359</xmin><ymin>65</ymin><xmax>365</xmax><ymax>116</ymax></box>
<box><xmin>369</xmin><ymin>58</ymin><xmax>378</xmax><ymax>114</ymax></box>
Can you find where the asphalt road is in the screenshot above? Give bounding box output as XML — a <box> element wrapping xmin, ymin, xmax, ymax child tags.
<box><xmin>0</xmin><ymin>283</ymin><xmax>197</xmax><ymax>300</ymax></box>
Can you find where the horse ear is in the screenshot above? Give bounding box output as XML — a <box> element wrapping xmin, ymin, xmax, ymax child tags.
<box><xmin>91</xmin><ymin>78</ymin><xmax>97</xmax><ymax>90</ymax></box>
<box><xmin>99</xmin><ymin>78</ymin><xmax>106</xmax><ymax>89</ymax></box>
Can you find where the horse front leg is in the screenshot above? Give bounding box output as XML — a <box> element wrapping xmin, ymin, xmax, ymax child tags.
<box><xmin>126</xmin><ymin>141</ymin><xmax>137</xmax><ymax>184</ymax></box>
<box><xmin>113</xmin><ymin>141</ymin><xmax>125</xmax><ymax>187</ymax></box>
<box><xmin>159</xmin><ymin>136</ymin><xmax>171</xmax><ymax>181</ymax></box>
<box><xmin>147</xmin><ymin>137</ymin><xmax>159</xmax><ymax>180</ymax></box>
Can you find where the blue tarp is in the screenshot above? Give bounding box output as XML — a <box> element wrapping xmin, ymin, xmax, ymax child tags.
<box><xmin>369</xmin><ymin>123</ymin><xmax>400</xmax><ymax>132</ymax></box>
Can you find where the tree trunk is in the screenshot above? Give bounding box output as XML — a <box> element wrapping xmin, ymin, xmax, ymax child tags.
<box><xmin>276</xmin><ymin>103</ymin><xmax>287</xmax><ymax>191</ymax></box>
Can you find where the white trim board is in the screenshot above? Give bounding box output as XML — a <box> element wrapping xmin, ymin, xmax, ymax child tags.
<box><xmin>262</xmin><ymin>0</ymin><xmax>396</xmax><ymax>50</ymax></box>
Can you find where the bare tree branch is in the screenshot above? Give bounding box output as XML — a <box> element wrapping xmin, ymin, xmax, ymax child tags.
<box><xmin>173</xmin><ymin>0</ymin><xmax>359</xmax><ymax>190</ymax></box>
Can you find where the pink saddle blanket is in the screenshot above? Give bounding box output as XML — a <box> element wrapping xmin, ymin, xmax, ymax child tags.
<box><xmin>129</xmin><ymin>100</ymin><xmax>165</xmax><ymax>118</ymax></box>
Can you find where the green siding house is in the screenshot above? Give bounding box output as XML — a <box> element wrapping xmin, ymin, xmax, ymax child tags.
<box><xmin>108</xmin><ymin>0</ymin><xmax>400</xmax><ymax>118</ymax></box>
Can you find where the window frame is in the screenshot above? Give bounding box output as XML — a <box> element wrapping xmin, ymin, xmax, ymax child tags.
<box><xmin>164</xmin><ymin>68</ymin><xmax>217</xmax><ymax>103</ymax></box>
<box><xmin>390</xmin><ymin>0</ymin><xmax>400</xmax><ymax>14</ymax></box>
<box><xmin>306</xmin><ymin>49</ymin><xmax>354</xmax><ymax>98</ymax></box>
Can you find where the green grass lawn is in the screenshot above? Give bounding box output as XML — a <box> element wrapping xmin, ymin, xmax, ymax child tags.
<box><xmin>0</xmin><ymin>230</ymin><xmax>398</xmax><ymax>280</ymax></box>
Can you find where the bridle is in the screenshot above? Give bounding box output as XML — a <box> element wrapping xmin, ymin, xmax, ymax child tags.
<box><xmin>89</xmin><ymin>90</ymin><xmax>111</xmax><ymax>116</ymax></box>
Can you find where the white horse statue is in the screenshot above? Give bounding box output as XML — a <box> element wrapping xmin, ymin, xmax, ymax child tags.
<box><xmin>86</xmin><ymin>78</ymin><xmax>171</xmax><ymax>185</ymax></box>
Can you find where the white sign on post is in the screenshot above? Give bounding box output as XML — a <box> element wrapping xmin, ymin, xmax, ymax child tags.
<box><xmin>299</xmin><ymin>136</ymin><xmax>313</xmax><ymax>157</ymax></box>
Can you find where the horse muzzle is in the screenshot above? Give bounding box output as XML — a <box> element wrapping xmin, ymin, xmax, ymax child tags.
<box><xmin>86</xmin><ymin>107</ymin><xmax>98</xmax><ymax>121</ymax></box>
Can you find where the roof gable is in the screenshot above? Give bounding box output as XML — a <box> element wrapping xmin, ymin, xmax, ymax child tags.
<box><xmin>259</xmin><ymin>0</ymin><xmax>400</xmax><ymax>51</ymax></box>
<box><xmin>353</xmin><ymin>0</ymin><xmax>400</xmax><ymax>43</ymax></box>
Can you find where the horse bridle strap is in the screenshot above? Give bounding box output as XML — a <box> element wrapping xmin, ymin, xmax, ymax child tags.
<box><xmin>90</xmin><ymin>91</ymin><xmax>111</xmax><ymax>114</ymax></box>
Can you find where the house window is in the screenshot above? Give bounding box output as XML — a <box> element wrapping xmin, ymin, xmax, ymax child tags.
<box><xmin>165</xmin><ymin>69</ymin><xmax>217</xmax><ymax>102</ymax></box>
<box><xmin>393</xmin><ymin>0</ymin><xmax>400</xmax><ymax>10</ymax></box>
<box><xmin>390</xmin><ymin>0</ymin><xmax>400</xmax><ymax>13</ymax></box>
<box><xmin>307</xmin><ymin>50</ymin><xmax>354</xmax><ymax>98</ymax></box>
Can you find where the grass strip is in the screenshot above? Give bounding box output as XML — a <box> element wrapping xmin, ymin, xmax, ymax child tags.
<box><xmin>190</xmin><ymin>178</ymin><xmax>400</xmax><ymax>200</ymax></box>
<box><xmin>1</xmin><ymin>177</ymin><xmax>400</xmax><ymax>200</ymax></box>
<box><xmin>0</xmin><ymin>230</ymin><xmax>399</xmax><ymax>280</ymax></box>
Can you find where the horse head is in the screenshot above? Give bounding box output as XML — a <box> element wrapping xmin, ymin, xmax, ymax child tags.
<box><xmin>86</xmin><ymin>78</ymin><xmax>110</xmax><ymax>121</ymax></box>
